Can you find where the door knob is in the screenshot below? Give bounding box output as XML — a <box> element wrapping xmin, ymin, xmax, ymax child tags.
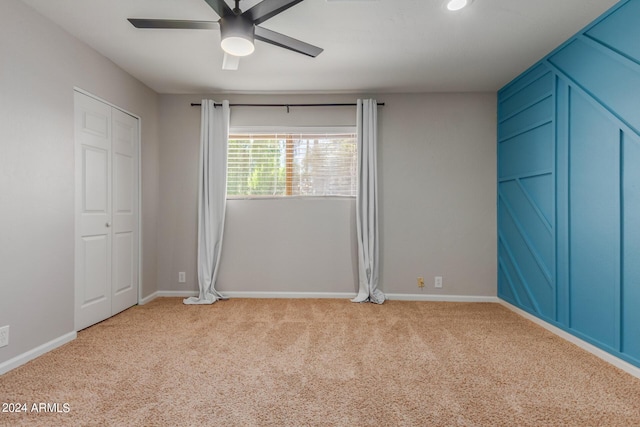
<box><xmin>106</xmin><ymin>222</ymin><xmax>111</xmax><ymax>228</ymax></box>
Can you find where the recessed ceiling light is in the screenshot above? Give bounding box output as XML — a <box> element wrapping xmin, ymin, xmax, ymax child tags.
<box><xmin>446</xmin><ymin>0</ymin><xmax>473</xmax><ymax>11</ymax></box>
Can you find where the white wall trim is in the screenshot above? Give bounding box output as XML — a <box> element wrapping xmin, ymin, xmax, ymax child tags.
<box><xmin>386</xmin><ymin>293</ymin><xmax>499</xmax><ymax>303</ymax></box>
<box><xmin>499</xmin><ymin>299</ymin><xmax>640</xmax><ymax>380</ymax></box>
<box><xmin>141</xmin><ymin>291</ymin><xmax>500</xmax><ymax>304</ymax></box>
<box><xmin>158</xmin><ymin>291</ymin><xmax>198</xmax><ymax>298</ymax></box>
<box><xmin>139</xmin><ymin>292</ymin><xmax>160</xmax><ymax>305</ymax></box>
<box><xmin>221</xmin><ymin>291</ymin><xmax>357</xmax><ymax>299</ymax></box>
<box><xmin>139</xmin><ymin>291</ymin><xmax>198</xmax><ymax>304</ymax></box>
<box><xmin>147</xmin><ymin>291</ymin><xmax>357</xmax><ymax>301</ymax></box>
<box><xmin>73</xmin><ymin>87</ymin><xmax>141</xmax><ymax>120</ymax></box>
<box><xmin>0</xmin><ymin>332</ymin><xmax>76</xmax><ymax>376</ymax></box>
<box><xmin>141</xmin><ymin>290</ymin><xmax>355</xmax><ymax>304</ymax></box>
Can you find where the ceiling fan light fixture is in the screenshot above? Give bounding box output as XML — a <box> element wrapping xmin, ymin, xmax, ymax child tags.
<box><xmin>446</xmin><ymin>0</ymin><xmax>472</xmax><ymax>11</ymax></box>
<box><xmin>220</xmin><ymin>15</ymin><xmax>255</xmax><ymax>57</ymax></box>
<box><xmin>221</xmin><ymin>36</ymin><xmax>255</xmax><ymax>56</ymax></box>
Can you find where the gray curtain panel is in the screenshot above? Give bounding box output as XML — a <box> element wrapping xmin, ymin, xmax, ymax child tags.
<box><xmin>352</xmin><ymin>99</ymin><xmax>385</xmax><ymax>304</ymax></box>
<box><xmin>184</xmin><ymin>100</ymin><xmax>229</xmax><ymax>305</ymax></box>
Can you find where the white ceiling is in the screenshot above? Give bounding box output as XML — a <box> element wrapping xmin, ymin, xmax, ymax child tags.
<box><xmin>20</xmin><ymin>0</ymin><xmax>619</xmax><ymax>94</ymax></box>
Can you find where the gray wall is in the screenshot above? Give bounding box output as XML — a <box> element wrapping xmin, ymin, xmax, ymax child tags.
<box><xmin>380</xmin><ymin>93</ymin><xmax>496</xmax><ymax>296</ymax></box>
<box><xmin>0</xmin><ymin>0</ymin><xmax>160</xmax><ymax>364</ymax></box>
<box><xmin>158</xmin><ymin>92</ymin><xmax>497</xmax><ymax>297</ymax></box>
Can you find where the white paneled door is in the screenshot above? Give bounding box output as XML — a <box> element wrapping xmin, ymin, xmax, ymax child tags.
<box><xmin>74</xmin><ymin>91</ymin><xmax>139</xmax><ymax>331</ymax></box>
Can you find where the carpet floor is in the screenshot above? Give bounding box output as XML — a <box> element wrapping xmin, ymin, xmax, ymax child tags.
<box><xmin>1</xmin><ymin>298</ymin><xmax>640</xmax><ymax>426</ymax></box>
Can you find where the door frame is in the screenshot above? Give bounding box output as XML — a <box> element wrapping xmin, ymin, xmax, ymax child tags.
<box><xmin>73</xmin><ymin>87</ymin><xmax>143</xmax><ymax>321</ymax></box>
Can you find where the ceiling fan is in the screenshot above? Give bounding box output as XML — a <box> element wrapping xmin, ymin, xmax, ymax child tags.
<box><xmin>128</xmin><ymin>0</ymin><xmax>323</xmax><ymax>70</ymax></box>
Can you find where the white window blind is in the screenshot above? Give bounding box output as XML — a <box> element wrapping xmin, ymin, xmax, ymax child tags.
<box><xmin>227</xmin><ymin>131</ymin><xmax>357</xmax><ymax>198</ymax></box>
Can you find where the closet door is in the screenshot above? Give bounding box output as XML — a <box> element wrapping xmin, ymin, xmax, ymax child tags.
<box><xmin>111</xmin><ymin>108</ymin><xmax>139</xmax><ymax>315</ymax></box>
<box><xmin>74</xmin><ymin>91</ymin><xmax>139</xmax><ymax>330</ymax></box>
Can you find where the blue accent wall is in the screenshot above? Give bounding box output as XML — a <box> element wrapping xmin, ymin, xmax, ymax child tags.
<box><xmin>497</xmin><ymin>0</ymin><xmax>640</xmax><ymax>367</ymax></box>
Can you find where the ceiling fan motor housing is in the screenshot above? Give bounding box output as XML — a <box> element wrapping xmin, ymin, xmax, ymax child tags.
<box><xmin>220</xmin><ymin>15</ymin><xmax>255</xmax><ymax>56</ymax></box>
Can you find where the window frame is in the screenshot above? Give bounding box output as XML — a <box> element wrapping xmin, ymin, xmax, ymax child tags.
<box><xmin>226</xmin><ymin>126</ymin><xmax>358</xmax><ymax>200</ymax></box>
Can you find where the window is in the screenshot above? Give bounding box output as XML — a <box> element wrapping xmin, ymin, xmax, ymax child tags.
<box><xmin>227</xmin><ymin>129</ymin><xmax>357</xmax><ymax>198</ymax></box>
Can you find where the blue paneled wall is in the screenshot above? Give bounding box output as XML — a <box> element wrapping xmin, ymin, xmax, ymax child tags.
<box><xmin>497</xmin><ymin>0</ymin><xmax>640</xmax><ymax>367</ymax></box>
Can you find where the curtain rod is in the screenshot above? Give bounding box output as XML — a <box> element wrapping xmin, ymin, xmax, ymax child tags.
<box><xmin>190</xmin><ymin>102</ymin><xmax>385</xmax><ymax>108</ymax></box>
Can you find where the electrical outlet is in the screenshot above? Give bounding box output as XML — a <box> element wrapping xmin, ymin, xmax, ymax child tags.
<box><xmin>178</xmin><ymin>272</ymin><xmax>186</xmax><ymax>283</ymax></box>
<box><xmin>0</xmin><ymin>326</ymin><xmax>9</xmax><ymax>348</ymax></box>
<box><xmin>417</xmin><ymin>277</ymin><xmax>425</xmax><ymax>288</ymax></box>
<box><xmin>435</xmin><ymin>276</ymin><xmax>443</xmax><ymax>288</ymax></box>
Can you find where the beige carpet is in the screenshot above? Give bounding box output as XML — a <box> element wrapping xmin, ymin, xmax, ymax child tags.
<box><xmin>1</xmin><ymin>298</ymin><xmax>640</xmax><ymax>426</ymax></box>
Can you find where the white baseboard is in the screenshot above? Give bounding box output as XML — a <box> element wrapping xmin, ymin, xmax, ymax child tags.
<box><xmin>386</xmin><ymin>293</ymin><xmax>499</xmax><ymax>303</ymax></box>
<box><xmin>0</xmin><ymin>331</ymin><xmax>76</xmax><ymax>376</ymax></box>
<box><xmin>139</xmin><ymin>291</ymin><xmax>159</xmax><ymax>305</ymax></box>
<box><xmin>156</xmin><ymin>290</ymin><xmax>199</xmax><ymax>298</ymax></box>
<box><xmin>141</xmin><ymin>290</ymin><xmax>355</xmax><ymax>304</ymax></box>
<box><xmin>141</xmin><ymin>291</ymin><xmax>499</xmax><ymax>304</ymax></box>
<box><xmin>221</xmin><ymin>291</ymin><xmax>357</xmax><ymax>299</ymax></box>
<box><xmin>140</xmin><ymin>291</ymin><xmax>198</xmax><ymax>305</ymax></box>
<box><xmin>499</xmin><ymin>299</ymin><xmax>640</xmax><ymax>380</ymax></box>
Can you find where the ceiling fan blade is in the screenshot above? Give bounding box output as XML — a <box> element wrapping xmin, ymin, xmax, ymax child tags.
<box><xmin>203</xmin><ymin>0</ymin><xmax>235</xmax><ymax>18</ymax></box>
<box><xmin>128</xmin><ymin>19</ymin><xmax>219</xmax><ymax>29</ymax></box>
<box><xmin>254</xmin><ymin>26</ymin><xmax>323</xmax><ymax>57</ymax></box>
<box><xmin>222</xmin><ymin>53</ymin><xmax>240</xmax><ymax>70</ymax></box>
<box><xmin>243</xmin><ymin>0</ymin><xmax>305</xmax><ymax>25</ymax></box>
